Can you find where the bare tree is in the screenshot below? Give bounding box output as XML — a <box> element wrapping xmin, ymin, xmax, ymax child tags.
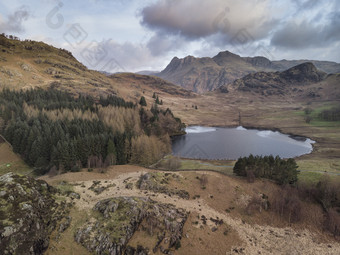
<box><xmin>200</xmin><ymin>174</ymin><xmax>208</xmax><ymax>188</ymax></box>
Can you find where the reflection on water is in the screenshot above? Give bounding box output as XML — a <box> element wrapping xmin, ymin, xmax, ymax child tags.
<box><xmin>172</xmin><ymin>126</ymin><xmax>315</xmax><ymax>160</ymax></box>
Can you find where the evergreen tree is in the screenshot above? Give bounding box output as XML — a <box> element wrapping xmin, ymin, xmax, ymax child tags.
<box><xmin>233</xmin><ymin>155</ymin><xmax>299</xmax><ymax>185</ymax></box>
<box><xmin>139</xmin><ymin>96</ymin><xmax>147</xmax><ymax>106</ymax></box>
<box><xmin>105</xmin><ymin>139</ymin><xmax>117</xmax><ymax>166</ymax></box>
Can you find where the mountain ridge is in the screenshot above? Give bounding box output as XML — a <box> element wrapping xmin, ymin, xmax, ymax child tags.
<box><xmin>224</xmin><ymin>62</ymin><xmax>327</xmax><ymax>96</ymax></box>
<box><xmin>155</xmin><ymin>50</ymin><xmax>340</xmax><ymax>93</ymax></box>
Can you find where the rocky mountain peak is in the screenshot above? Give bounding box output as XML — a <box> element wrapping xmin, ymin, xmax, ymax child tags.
<box><xmin>183</xmin><ymin>55</ymin><xmax>196</xmax><ymax>64</ymax></box>
<box><xmin>245</xmin><ymin>56</ymin><xmax>272</xmax><ymax>68</ymax></box>
<box><xmin>212</xmin><ymin>50</ymin><xmax>243</xmax><ymax>66</ymax></box>
<box><xmin>281</xmin><ymin>62</ymin><xmax>327</xmax><ymax>83</ymax></box>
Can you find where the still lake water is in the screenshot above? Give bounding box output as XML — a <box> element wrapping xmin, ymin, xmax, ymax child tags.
<box><xmin>172</xmin><ymin>126</ymin><xmax>315</xmax><ymax>160</ymax></box>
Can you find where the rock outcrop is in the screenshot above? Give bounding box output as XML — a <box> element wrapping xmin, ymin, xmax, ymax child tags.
<box><xmin>224</xmin><ymin>62</ymin><xmax>327</xmax><ymax>96</ymax></box>
<box><xmin>0</xmin><ymin>172</ymin><xmax>71</xmax><ymax>255</ymax></box>
<box><xmin>75</xmin><ymin>197</ymin><xmax>188</xmax><ymax>255</ymax></box>
<box><xmin>137</xmin><ymin>172</ymin><xmax>190</xmax><ymax>199</ymax></box>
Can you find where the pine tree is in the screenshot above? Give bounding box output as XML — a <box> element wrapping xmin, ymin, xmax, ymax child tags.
<box><xmin>152</xmin><ymin>92</ymin><xmax>156</xmax><ymax>99</ymax></box>
<box><xmin>105</xmin><ymin>139</ymin><xmax>117</xmax><ymax>166</ymax></box>
<box><xmin>139</xmin><ymin>96</ymin><xmax>147</xmax><ymax>106</ymax></box>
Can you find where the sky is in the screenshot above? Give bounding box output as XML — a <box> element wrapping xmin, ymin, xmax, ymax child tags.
<box><xmin>0</xmin><ymin>0</ymin><xmax>339</xmax><ymax>73</ymax></box>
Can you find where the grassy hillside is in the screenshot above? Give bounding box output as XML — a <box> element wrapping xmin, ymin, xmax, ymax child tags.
<box><xmin>0</xmin><ymin>34</ymin><xmax>193</xmax><ymax>103</ymax></box>
<box><xmin>40</xmin><ymin>166</ymin><xmax>340</xmax><ymax>254</ymax></box>
<box><xmin>0</xmin><ymin>139</ymin><xmax>31</xmax><ymax>176</ymax></box>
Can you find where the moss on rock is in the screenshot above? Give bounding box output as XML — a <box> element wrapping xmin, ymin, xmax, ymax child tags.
<box><xmin>0</xmin><ymin>172</ymin><xmax>71</xmax><ymax>255</ymax></box>
<box><xmin>75</xmin><ymin>196</ymin><xmax>188</xmax><ymax>255</ymax></box>
<box><xmin>137</xmin><ymin>172</ymin><xmax>190</xmax><ymax>199</ymax></box>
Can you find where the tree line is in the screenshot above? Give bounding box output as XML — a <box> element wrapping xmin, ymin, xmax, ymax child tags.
<box><xmin>319</xmin><ymin>105</ymin><xmax>340</xmax><ymax>121</ymax></box>
<box><xmin>0</xmin><ymin>88</ymin><xmax>184</xmax><ymax>174</ymax></box>
<box><xmin>233</xmin><ymin>155</ymin><xmax>299</xmax><ymax>185</ymax></box>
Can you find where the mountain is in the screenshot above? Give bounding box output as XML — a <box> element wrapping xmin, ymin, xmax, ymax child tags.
<box><xmin>155</xmin><ymin>52</ymin><xmax>259</xmax><ymax>93</ymax></box>
<box><xmin>221</xmin><ymin>62</ymin><xmax>330</xmax><ymax>98</ymax></box>
<box><xmin>155</xmin><ymin>50</ymin><xmax>340</xmax><ymax>93</ymax></box>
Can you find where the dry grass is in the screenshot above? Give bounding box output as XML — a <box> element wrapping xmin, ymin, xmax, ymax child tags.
<box><xmin>41</xmin><ymin>168</ymin><xmax>340</xmax><ymax>254</ymax></box>
<box><xmin>0</xmin><ymin>143</ymin><xmax>31</xmax><ymax>175</ymax></box>
<box><xmin>45</xmin><ymin>208</ymin><xmax>91</xmax><ymax>255</ymax></box>
<box><xmin>179</xmin><ymin>212</ymin><xmax>243</xmax><ymax>255</ymax></box>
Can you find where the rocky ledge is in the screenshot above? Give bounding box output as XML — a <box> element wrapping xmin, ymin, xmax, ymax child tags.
<box><xmin>75</xmin><ymin>196</ymin><xmax>188</xmax><ymax>255</ymax></box>
<box><xmin>0</xmin><ymin>172</ymin><xmax>72</xmax><ymax>255</ymax></box>
<box><xmin>137</xmin><ymin>172</ymin><xmax>190</xmax><ymax>199</ymax></box>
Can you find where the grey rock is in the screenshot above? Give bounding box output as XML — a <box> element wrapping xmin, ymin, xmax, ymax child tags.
<box><xmin>75</xmin><ymin>197</ymin><xmax>188</xmax><ymax>255</ymax></box>
<box><xmin>0</xmin><ymin>172</ymin><xmax>72</xmax><ymax>255</ymax></box>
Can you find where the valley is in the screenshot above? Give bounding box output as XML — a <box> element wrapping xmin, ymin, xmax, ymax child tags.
<box><xmin>0</xmin><ymin>34</ymin><xmax>339</xmax><ymax>255</ymax></box>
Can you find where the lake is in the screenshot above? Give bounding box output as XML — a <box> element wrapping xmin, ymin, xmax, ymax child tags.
<box><xmin>172</xmin><ymin>126</ymin><xmax>315</xmax><ymax>160</ymax></box>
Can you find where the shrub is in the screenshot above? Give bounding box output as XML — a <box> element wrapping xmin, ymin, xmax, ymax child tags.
<box><xmin>272</xmin><ymin>185</ymin><xmax>302</xmax><ymax>223</ymax></box>
<box><xmin>324</xmin><ymin>208</ymin><xmax>340</xmax><ymax>237</ymax></box>
<box><xmin>304</xmin><ymin>107</ymin><xmax>313</xmax><ymax>115</ymax></box>
<box><xmin>305</xmin><ymin>115</ymin><xmax>312</xmax><ymax>123</ymax></box>
<box><xmin>200</xmin><ymin>174</ymin><xmax>208</xmax><ymax>187</ymax></box>
<box><xmin>174</xmin><ymin>240</ymin><xmax>181</xmax><ymax>250</ymax></box>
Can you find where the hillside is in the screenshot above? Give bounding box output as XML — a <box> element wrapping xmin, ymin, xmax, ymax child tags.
<box><xmin>155</xmin><ymin>50</ymin><xmax>340</xmax><ymax>93</ymax></box>
<box><xmin>0</xmin><ymin>34</ymin><xmax>116</xmax><ymax>97</ymax></box>
<box><xmin>0</xmin><ymin>35</ymin><xmax>193</xmax><ymax>104</ymax></box>
<box><xmin>35</xmin><ymin>166</ymin><xmax>340</xmax><ymax>255</ymax></box>
<box><xmin>224</xmin><ymin>62</ymin><xmax>328</xmax><ymax>97</ymax></box>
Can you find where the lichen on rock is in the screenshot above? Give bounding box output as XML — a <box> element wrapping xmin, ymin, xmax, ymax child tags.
<box><xmin>137</xmin><ymin>172</ymin><xmax>190</xmax><ymax>199</ymax></box>
<box><xmin>0</xmin><ymin>172</ymin><xmax>72</xmax><ymax>255</ymax></box>
<box><xmin>75</xmin><ymin>196</ymin><xmax>188</xmax><ymax>255</ymax></box>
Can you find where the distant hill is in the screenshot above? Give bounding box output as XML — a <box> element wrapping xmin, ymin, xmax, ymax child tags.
<box><xmin>136</xmin><ymin>70</ymin><xmax>159</xmax><ymax>75</ymax></box>
<box><xmin>109</xmin><ymin>72</ymin><xmax>193</xmax><ymax>98</ymax></box>
<box><xmin>218</xmin><ymin>62</ymin><xmax>340</xmax><ymax>101</ymax></box>
<box><xmin>226</xmin><ymin>62</ymin><xmax>326</xmax><ymax>94</ymax></box>
<box><xmin>155</xmin><ymin>50</ymin><xmax>340</xmax><ymax>93</ymax></box>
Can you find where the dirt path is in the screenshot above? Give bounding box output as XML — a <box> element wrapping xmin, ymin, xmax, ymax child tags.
<box><xmin>71</xmin><ymin>171</ymin><xmax>340</xmax><ymax>255</ymax></box>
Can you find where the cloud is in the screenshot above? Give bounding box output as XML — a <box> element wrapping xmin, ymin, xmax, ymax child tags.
<box><xmin>140</xmin><ymin>0</ymin><xmax>278</xmax><ymax>43</ymax></box>
<box><xmin>292</xmin><ymin>0</ymin><xmax>321</xmax><ymax>10</ymax></box>
<box><xmin>271</xmin><ymin>21</ymin><xmax>322</xmax><ymax>49</ymax></box>
<box><xmin>271</xmin><ymin>10</ymin><xmax>340</xmax><ymax>49</ymax></box>
<box><xmin>146</xmin><ymin>33</ymin><xmax>188</xmax><ymax>56</ymax></box>
<box><xmin>324</xmin><ymin>11</ymin><xmax>340</xmax><ymax>41</ymax></box>
<box><xmin>69</xmin><ymin>39</ymin><xmax>168</xmax><ymax>72</ymax></box>
<box><xmin>0</xmin><ymin>5</ymin><xmax>31</xmax><ymax>33</ymax></box>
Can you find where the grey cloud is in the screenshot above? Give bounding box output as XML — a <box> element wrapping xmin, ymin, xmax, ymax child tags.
<box><xmin>140</xmin><ymin>0</ymin><xmax>277</xmax><ymax>42</ymax></box>
<box><xmin>271</xmin><ymin>21</ymin><xmax>322</xmax><ymax>49</ymax></box>
<box><xmin>324</xmin><ymin>11</ymin><xmax>340</xmax><ymax>41</ymax></box>
<box><xmin>72</xmin><ymin>39</ymin><xmax>167</xmax><ymax>72</ymax></box>
<box><xmin>271</xmin><ymin>10</ymin><xmax>340</xmax><ymax>49</ymax></box>
<box><xmin>0</xmin><ymin>6</ymin><xmax>31</xmax><ymax>33</ymax></box>
<box><xmin>292</xmin><ymin>0</ymin><xmax>321</xmax><ymax>10</ymax></box>
<box><xmin>146</xmin><ymin>33</ymin><xmax>187</xmax><ymax>56</ymax></box>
